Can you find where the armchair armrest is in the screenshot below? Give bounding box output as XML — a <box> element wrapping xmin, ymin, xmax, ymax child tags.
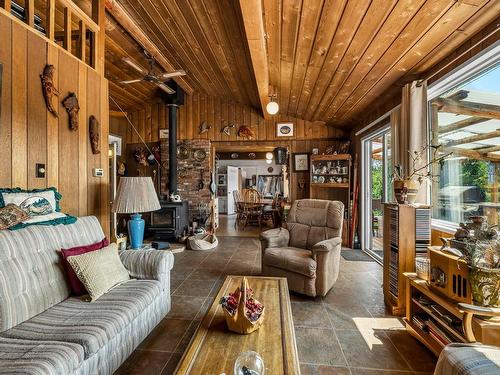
<box><xmin>458</xmin><ymin>303</ymin><xmax>500</xmax><ymax>343</ymax></box>
<box><xmin>312</xmin><ymin>237</ymin><xmax>342</xmax><ymax>254</ymax></box>
<box><xmin>260</xmin><ymin>227</ymin><xmax>290</xmax><ymax>249</ymax></box>
<box><xmin>119</xmin><ymin>249</ymin><xmax>174</xmax><ymax>291</ymax></box>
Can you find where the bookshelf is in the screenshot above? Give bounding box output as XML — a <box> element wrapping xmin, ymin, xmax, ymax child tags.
<box><xmin>404</xmin><ymin>273</ymin><xmax>500</xmax><ymax>356</ymax></box>
<box><xmin>310</xmin><ymin>154</ymin><xmax>351</xmax><ymax>246</ymax></box>
<box><xmin>383</xmin><ymin>203</ymin><xmax>431</xmax><ymax>315</ymax></box>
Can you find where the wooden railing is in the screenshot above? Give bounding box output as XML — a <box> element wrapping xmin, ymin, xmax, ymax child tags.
<box><xmin>0</xmin><ymin>0</ymin><xmax>104</xmax><ymax>72</ymax></box>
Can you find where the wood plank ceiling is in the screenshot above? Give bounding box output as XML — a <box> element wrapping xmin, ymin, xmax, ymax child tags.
<box><xmin>101</xmin><ymin>0</ymin><xmax>499</xmax><ymax>126</ymax></box>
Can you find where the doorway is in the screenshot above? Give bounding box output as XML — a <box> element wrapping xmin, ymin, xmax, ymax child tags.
<box><xmin>361</xmin><ymin>125</ymin><xmax>392</xmax><ymax>263</ymax></box>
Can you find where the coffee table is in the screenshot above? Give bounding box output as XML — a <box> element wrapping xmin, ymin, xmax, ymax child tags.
<box><xmin>174</xmin><ymin>275</ymin><xmax>300</xmax><ymax>374</ymax></box>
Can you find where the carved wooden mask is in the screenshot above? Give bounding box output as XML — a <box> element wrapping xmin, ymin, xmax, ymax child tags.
<box><xmin>62</xmin><ymin>93</ymin><xmax>80</xmax><ymax>130</ymax></box>
<box><xmin>89</xmin><ymin>115</ymin><xmax>100</xmax><ymax>154</ymax></box>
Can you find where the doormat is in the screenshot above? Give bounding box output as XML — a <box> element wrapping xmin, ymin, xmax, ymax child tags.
<box><xmin>341</xmin><ymin>250</ymin><xmax>376</xmax><ymax>262</ymax></box>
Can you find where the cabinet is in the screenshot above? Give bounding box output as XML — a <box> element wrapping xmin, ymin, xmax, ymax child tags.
<box><xmin>310</xmin><ymin>154</ymin><xmax>351</xmax><ymax>245</ymax></box>
<box><xmin>383</xmin><ymin>203</ymin><xmax>431</xmax><ymax>315</ymax></box>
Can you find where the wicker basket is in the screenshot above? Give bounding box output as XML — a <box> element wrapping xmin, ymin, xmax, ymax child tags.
<box><xmin>415</xmin><ymin>256</ymin><xmax>430</xmax><ymax>281</ymax></box>
<box><xmin>222</xmin><ymin>277</ymin><xmax>264</xmax><ymax>335</ymax></box>
<box><xmin>188</xmin><ymin>234</ymin><xmax>218</xmax><ymax>251</ymax></box>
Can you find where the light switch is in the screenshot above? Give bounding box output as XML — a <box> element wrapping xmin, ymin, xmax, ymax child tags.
<box><xmin>36</xmin><ymin>164</ymin><xmax>46</xmax><ymax>178</ymax></box>
<box><xmin>93</xmin><ymin>168</ymin><xmax>104</xmax><ymax>177</ymax></box>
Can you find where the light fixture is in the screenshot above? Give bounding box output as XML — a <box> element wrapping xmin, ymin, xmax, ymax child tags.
<box><xmin>266</xmin><ymin>159</ymin><xmax>273</xmax><ymax>164</ymax></box>
<box><xmin>265</xmin><ymin>152</ymin><xmax>273</xmax><ymax>160</ymax></box>
<box><xmin>266</xmin><ymin>95</ymin><xmax>279</xmax><ymax>115</ymax></box>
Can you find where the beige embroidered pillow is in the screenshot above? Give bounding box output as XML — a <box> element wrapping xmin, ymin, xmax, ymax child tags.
<box><xmin>67</xmin><ymin>243</ymin><xmax>130</xmax><ymax>301</ymax></box>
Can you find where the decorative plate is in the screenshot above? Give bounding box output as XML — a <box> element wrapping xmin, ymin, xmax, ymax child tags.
<box><xmin>279</xmin><ymin>125</ymin><xmax>291</xmax><ymax>134</ymax></box>
<box><xmin>177</xmin><ymin>145</ymin><xmax>190</xmax><ymax>160</ymax></box>
<box><xmin>248</xmin><ymin>152</ymin><xmax>256</xmax><ymax>159</ymax></box>
<box><xmin>318</xmin><ymin>176</ymin><xmax>325</xmax><ymax>183</ymax></box>
<box><xmin>178</xmin><ymin>168</ymin><xmax>188</xmax><ymax>178</ymax></box>
<box><xmin>231</xmin><ymin>153</ymin><xmax>239</xmax><ymax>159</ymax></box>
<box><xmin>267</xmin><ymin>167</ymin><xmax>273</xmax><ymax>173</ymax></box>
<box><xmin>193</xmin><ymin>149</ymin><xmax>207</xmax><ymax>162</ymax></box>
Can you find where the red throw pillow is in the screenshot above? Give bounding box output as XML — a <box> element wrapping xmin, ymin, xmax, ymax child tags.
<box><xmin>61</xmin><ymin>238</ymin><xmax>109</xmax><ymax>295</ymax></box>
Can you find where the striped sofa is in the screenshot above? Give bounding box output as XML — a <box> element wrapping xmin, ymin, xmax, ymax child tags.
<box><xmin>0</xmin><ymin>216</ymin><xmax>174</xmax><ymax>375</ymax></box>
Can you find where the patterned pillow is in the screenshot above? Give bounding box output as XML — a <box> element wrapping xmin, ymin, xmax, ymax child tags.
<box><xmin>0</xmin><ymin>187</ymin><xmax>61</xmax><ymax>212</ymax></box>
<box><xmin>61</xmin><ymin>238</ymin><xmax>109</xmax><ymax>295</ymax></box>
<box><xmin>66</xmin><ymin>243</ymin><xmax>130</xmax><ymax>301</ymax></box>
<box><xmin>0</xmin><ymin>204</ymin><xmax>30</xmax><ymax>230</ymax></box>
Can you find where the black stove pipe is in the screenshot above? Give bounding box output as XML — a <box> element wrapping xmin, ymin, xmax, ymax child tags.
<box><xmin>168</xmin><ymin>104</ymin><xmax>178</xmax><ymax>195</ymax></box>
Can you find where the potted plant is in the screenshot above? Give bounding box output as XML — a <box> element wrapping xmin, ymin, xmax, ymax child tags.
<box><xmin>393</xmin><ymin>144</ymin><xmax>451</xmax><ymax>204</ymax></box>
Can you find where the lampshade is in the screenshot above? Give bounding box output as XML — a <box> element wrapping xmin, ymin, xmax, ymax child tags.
<box><xmin>112</xmin><ymin>177</ymin><xmax>161</xmax><ymax>214</ymax></box>
<box><xmin>266</xmin><ymin>100</ymin><xmax>279</xmax><ymax>115</ymax></box>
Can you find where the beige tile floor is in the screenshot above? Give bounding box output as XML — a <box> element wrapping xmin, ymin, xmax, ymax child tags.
<box><xmin>116</xmin><ymin>232</ymin><xmax>436</xmax><ymax>374</ymax></box>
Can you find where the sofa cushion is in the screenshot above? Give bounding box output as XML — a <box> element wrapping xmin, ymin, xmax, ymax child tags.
<box><xmin>1</xmin><ymin>279</ymin><xmax>162</xmax><ymax>359</ymax></box>
<box><xmin>0</xmin><ymin>336</ymin><xmax>84</xmax><ymax>375</ymax></box>
<box><xmin>0</xmin><ymin>204</ymin><xmax>30</xmax><ymax>230</ymax></box>
<box><xmin>263</xmin><ymin>247</ymin><xmax>316</xmax><ymax>277</ymax></box>
<box><xmin>0</xmin><ymin>216</ymin><xmax>106</xmax><ymax>332</ymax></box>
<box><xmin>61</xmin><ymin>237</ymin><xmax>109</xmax><ymax>296</ymax></box>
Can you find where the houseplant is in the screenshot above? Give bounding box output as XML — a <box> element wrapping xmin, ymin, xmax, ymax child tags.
<box><xmin>393</xmin><ymin>144</ymin><xmax>451</xmax><ymax>204</ymax></box>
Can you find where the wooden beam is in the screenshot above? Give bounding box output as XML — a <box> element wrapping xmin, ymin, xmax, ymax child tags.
<box><xmin>447</xmin><ymin>146</ymin><xmax>500</xmax><ymax>162</ymax></box>
<box><xmin>478</xmin><ymin>145</ymin><xmax>500</xmax><ymax>154</ymax></box>
<box><xmin>78</xmin><ymin>20</ymin><xmax>86</xmax><ymax>62</ymax></box>
<box><xmin>446</xmin><ymin>90</ymin><xmax>469</xmax><ymax>101</ymax></box>
<box><xmin>438</xmin><ymin>116</ymin><xmax>489</xmax><ymax>134</ymax></box>
<box><xmin>25</xmin><ymin>0</ymin><xmax>34</xmax><ymax>27</ymax></box>
<box><xmin>445</xmin><ymin>129</ymin><xmax>500</xmax><ymax>147</ymax></box>
<box><xmin>46</xmin><ymin>0</ymin><xmax>55</xmax><ymax>41</ymax></box>
<box><xmin>109</xmin><ymin>110</ymin><xmax>128</xmax><ymax>117</ymax></box>
<box><xmin>105</xmin><ymin>0</ymin><xmax>193</xmax><ymax>95</ymax></box>
<box><xmin>63</xmin><ymin>7</ymin><xmax>72</xmax><ymax>51</ymax></box>
<box><xmin>238</xmin><ymin>0</ymin><xmax>271</xmax><ymax>119</ymax></box>
<box><xmin>92</xmin><ymin>0</ymin><xmax>105</xmax><ymax>74</ymax></box>
<box><xmin>436</xmin><ymin>98</ymin><xmax>500</xmax><ymax>119</ymax></box>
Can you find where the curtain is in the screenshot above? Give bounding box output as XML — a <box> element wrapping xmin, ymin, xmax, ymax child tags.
<box><xmin>391</xmin><ymin>80</ymin><xmax>429</xmax><ymax>203</ymax></box>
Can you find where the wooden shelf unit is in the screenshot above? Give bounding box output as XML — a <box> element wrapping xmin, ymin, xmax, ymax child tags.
<box><xmin>310</xmin><ymin>154</ymin><xmax>351</xmax><ymax>246</ymax></box>
<box><xmin>404</xmin><ymin>273</ymin><xmax>500</xmax><ymax>356</ymax></box>
<box><xmin>383</xmin><ymin>203</ymin><xmax>431</xmax><ymax>315</ymax></box>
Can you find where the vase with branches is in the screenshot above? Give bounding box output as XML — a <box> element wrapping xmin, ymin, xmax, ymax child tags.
<box><xmin>393</xmin><ymin>144</ymin><xmax>452</xmax><ymax>204</ymax></box>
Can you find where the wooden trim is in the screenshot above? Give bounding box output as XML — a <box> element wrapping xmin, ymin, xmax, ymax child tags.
<box><xmin>106</xmin><ymin>0</ymin><xmax>193</xmax><ymax>94</ymax></box>
<box><xmin>25</xmin><ymin>0</ymin><xmax>34</xmax><ymax>27</ymax></box>
<box><xmin>238</xmin><ymin>0</ymin><xmax>271</xmax><ymax>119</ymax></box>
<box><xmin>63</xmin><ymin>7</ymin><xmax>72</xmax><ymax>51</ymax></box>
<box><xmin>0</xmin><ymin>0</ymin><xmax>11</xmax><ymax>12</ymax></box>
<box><xmin>46</xmin><ymin>0</ymin><xmax>55</xmax><ymax>41</ymax></box>
<box><xmin>78</xmin><ymin>20</ymin><xmax>86</xmax><ymax>61</ymax></box>
<box><xmin>60</xmin><ymin>0</ymin><xmax>99</xmax><ymax>32</ymax></box>
<box><xmin>91</xmin><ymin>0</ymin><xmax>105</xmax><ymax>73</ymax></box>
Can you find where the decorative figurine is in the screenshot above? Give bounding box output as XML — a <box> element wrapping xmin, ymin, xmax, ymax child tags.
<box><xmin>221</xmin><ymin>122</ymin><xmax>236</xmax><ymax>136</ymax></box>
<box><xmin>62</xmin><ymin>93</ymin><xmax>80</xmax><ymax>130</ymax></box>
<box><xmin>89</xmin><ymin>115</ymin><xmax>100</xmax><ymax>154</ymax></box>
<box><xmin>40</xmin><ymin>65</ymin><xmax>59</xmax><ymax>117</ymax></box>
<box><xmin>237</xmin><ymin>125</ymin><xmax>255</xmax><ymax>140</ymax></box>
<box><xmin>199</xmin><ymin>121</ymin><xmax>211</xmax><ymax>134</ymax></box>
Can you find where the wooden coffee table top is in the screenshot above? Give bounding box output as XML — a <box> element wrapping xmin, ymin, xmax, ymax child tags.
<box><xmin>174</xmin><ymin>275</ymin><xmax>300</xmax><ymax>375</ymax></box>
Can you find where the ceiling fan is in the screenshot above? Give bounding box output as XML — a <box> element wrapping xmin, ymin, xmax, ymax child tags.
<box><xmin>120</xmin><ymin>51</ymin><xmax>186</xmax><ymax>94</ymax></box>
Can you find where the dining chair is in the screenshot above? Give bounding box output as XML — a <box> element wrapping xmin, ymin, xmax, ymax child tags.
<box><xmin>232</xmin><ymin>190</ymin><xmax>244</xmax><ymax>228</ymax></box>
<box><xmin>243</xmin><ymin>188</ymin><xmax>263</xmax><ymax>230</ymax></box>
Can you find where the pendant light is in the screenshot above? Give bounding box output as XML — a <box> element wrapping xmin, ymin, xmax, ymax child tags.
<box><xmin>266</xmin><ymin>95</ymin><xmax>279</xmax><ymax>115</ymax></box>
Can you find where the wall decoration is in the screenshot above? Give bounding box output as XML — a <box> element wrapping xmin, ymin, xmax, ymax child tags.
<box><xmin>177</xmin><ymin>144</ymin><xmax>190</xmax><ymax>159</ymax></box>
<box><xmin>221</xmin><ymin>122</ymin><xmax>236</xmax><ymax>136</ymax></box>
<box><xmin>325</xmin><ymin>146</ymin><xmax>335</xmax><ymax>154</ymax></box>
<box><xmin>267</xmin><ymin>167</ymin><xmax>274</xmax><ymax>173</ymax></box>
<box><xmin>151</xmin><ymin>145</ymin><xmax>161</xmax><ymax>162</ymax></box>
<box><xmin>159</xmin><ymin>129</ymin><xmax>168</xmax><ymax>139</ymax></box>
<box><xmin>117</xmin><ymin>161</ymin><xmax>126</xmax><ymax>176</ymax></box>
<box><xmin>277</xmin><ymin>122</ymin><xmax>294</xmax><ymax>137</ymax></box>
<box><xmin>199</xmin><ymin>121</ymin><xmax>211</xmax><ymax>134</ymax></box>
<box><xmin>40</xmin><ymin>64</ymin><xmax>59</xmax><ymax>117</ymax></box>
<box><xmin>89</xmin><ymin>115</ymin><xmax>100</xmax><ymax>154</ymax></box>
<box><xmin>293</xmin><ymin>153</ymin><xmax>309</xmax><ymax>172</ymax></box>
<box><xmin>109</xmin><ymin>134</ymin><xmax>123</xmax><ymax>156</ymax></box>
<box><xmin>312</xmin><ymin>148</ymin><xmax>319</xmax><ymax>155</ymax></box>
<box><xmin>133</xmin><ymin>147</ymin><xmax>149</xmax><ymax>166</ymax></box>
<box><xmin>237</xmin><ymin>125</ymin><xmax>255</xmax><ymax>140</ymax></box>
<box><xmin>248</xmin><ymin>152</ymin><xmax>256</xmax><ymax>159</ymax></box>
<box><xmin>230</xmin><ymin>153</ymin><xmax>238</xmax><ymax>159</ymax></box>
<box><xmin>193</xmin><ymin>149</ymin><xmax>207</xmax><ymax>162</ymax></box>
<box><xmin>338</xmin><ymin>140</ymin><xmax>351</xmax><ymax>154</ymax></box>
<box><xmin>62</xmin><ymin>92</ymin><xmax>80</xmax><ymax>130</ymax></box>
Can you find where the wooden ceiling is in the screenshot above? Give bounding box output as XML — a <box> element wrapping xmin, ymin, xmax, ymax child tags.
<box><xmin>100</xmin><ymin>0</ymin><xmax>499</xmax><ymax>125</ymax></box>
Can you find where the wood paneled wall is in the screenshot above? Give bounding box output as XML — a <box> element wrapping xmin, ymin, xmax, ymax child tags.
<box><xmin>121</xmin><ymin>93</ymin><xmax>346</xmax><ymax>144</ymax></box>
<box><xmin>0</xmin><ymin>11</ymin><xmax>109</xmax><ymax>237</ymax></box>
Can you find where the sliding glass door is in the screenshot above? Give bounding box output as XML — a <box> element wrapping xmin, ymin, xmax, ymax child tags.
<box><xmin>361</xmin><ymin>126</ymin><xmax>392</xmax><ymax>262</ymax></box>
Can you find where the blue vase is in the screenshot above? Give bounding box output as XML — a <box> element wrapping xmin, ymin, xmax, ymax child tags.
<box><xmin>128</xmin><ymin>213</ymin><xmax>145</xmax><ymax>249</ymax></box>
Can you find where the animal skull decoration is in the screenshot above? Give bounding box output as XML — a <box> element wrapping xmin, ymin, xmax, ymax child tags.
<box><xmin>221</xmin><ymin>122</ymin><xmax>236</xmax><ymax>136</ymax></box>
<box><xmin>89</xmin><ymin>115</ymin><xmax>100</xmax><ymax>154</ymax></box>
<box><xmin>62</xmin><ymin>93</ymin><xmax>80</xmax><ymax>130</ymax></box>
<box><xmin>40</xmin><ymin>65</ymin><xmax>60</xmax><ymax>117</ymax></box>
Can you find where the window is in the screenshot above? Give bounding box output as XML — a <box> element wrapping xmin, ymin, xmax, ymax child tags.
<box><xmin>429</xmin><ymin>63</ymin><xmax>500</xmax><ymax>227</ymax></box>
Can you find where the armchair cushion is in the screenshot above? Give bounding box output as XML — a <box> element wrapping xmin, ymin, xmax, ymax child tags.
<box><xmin>260</xmin><ymin>227</ymin><xmax>290</xmax><ymax>249</ymax></box>
<box><xmin>263</xmin><ymin>247</ymin><xmax>316</xmax><ymax>278</ymax></box>
<box><xmin>312</xmin><ymin>237</ymin><xmax>342</xmax><ymax>253</ymax></box>
<box><xmin>119</xmin><ymin>249</ymin><xmax>174</xmax><ymax>291</ymax></box>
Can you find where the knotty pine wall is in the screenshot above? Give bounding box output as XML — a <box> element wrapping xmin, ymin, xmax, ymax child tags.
<box><xmin>118</xmin><ymin>95</ymin><xmax>348</xmax><ymax>202</ymax></box>
<box><xmin>0</xmin><ymin>11</ymin><xmax>110</xmax><ymax>237</ymax></box>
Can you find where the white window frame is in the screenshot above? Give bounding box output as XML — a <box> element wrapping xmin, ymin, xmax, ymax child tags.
<box><xmin>427</xmin><ymin>41</ymin><xmax>500</xmax><ymax>232</ymax></box>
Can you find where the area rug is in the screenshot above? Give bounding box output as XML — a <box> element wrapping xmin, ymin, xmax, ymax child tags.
<box><xmin>341</xmin><ymin>249</ymin><xmax>376</xmax><ymax>262</ymax></box>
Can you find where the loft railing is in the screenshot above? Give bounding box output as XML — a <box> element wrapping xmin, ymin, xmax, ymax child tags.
<box><xmin>0</xmin><ymin>0</ymin><xmax>104</xmax><ymax>72</ymax></box>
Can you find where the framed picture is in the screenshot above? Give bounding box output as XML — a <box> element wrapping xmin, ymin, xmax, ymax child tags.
<box><xmin>217</xmin><ymin>174</ymin><xmax>227</xmax><ymax>186</ymax></box>
<box><xmin>293</xmin><ymin>153</ymin><xmax>309</xmax><ymax>172</ymax></box>
<box><xmin>159</xmin><ymin>129</ymin><xmax>168</xmax><ymax>139</ymax></box>
<box><xmin>108</xmin><ymin>134</ymin><xmax>122</xmax><ymax>156</ymax></box>
<box><xmin>312</xmin><ymin>148</ymin><xmax>319</xmax><ymax>155</ymax></box>
<box><xmin>277</xmin><ymin>122</ymin><xmax>294</xmax><ymax>137</ymax></box>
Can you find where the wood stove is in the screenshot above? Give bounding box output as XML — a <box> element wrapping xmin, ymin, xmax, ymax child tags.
<box><xmin>149</xmin><ymin>201</ymin><xmax>188</xmax><ymax>241</ymax></box>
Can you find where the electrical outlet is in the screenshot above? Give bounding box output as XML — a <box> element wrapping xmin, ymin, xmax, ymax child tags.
<box><xmin>36</xmin><ymin>163</ymin><xmax>46</xmax><ymax>178</ymax></box>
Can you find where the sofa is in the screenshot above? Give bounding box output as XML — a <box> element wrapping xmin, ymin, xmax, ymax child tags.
<box><xmin>260</xmin><ymin>199</ymin><xmax>344</xmax><ymax>297</ymax></box>
<box><xmin>0</xmin><ymin>216</ymin><xmax>174</xmax><ymax>375</ymax></box>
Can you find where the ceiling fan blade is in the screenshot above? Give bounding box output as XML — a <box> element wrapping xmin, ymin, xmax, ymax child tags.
<box><xmin>156</xmin><ymin>82</ymin><xmax>175</xmax><ymax>94</ymax></box>
<box><xmin>122</xmin><ymin>57</ymin><xmax>147</xmax><ymax>74</ymax></box>
<box><xmin>120</xmin><ymin>79</ymin><xmax>143</xmax><ymax>84</ymax></box>
<box><xmin>161</xmin><ymin>70</ymin><xmax>186</xmax><ymax>79</ymax></box>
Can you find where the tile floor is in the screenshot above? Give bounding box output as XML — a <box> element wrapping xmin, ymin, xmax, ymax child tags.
<box><xmin>116</xmin><ymin>235</ymin><xmax>436</xmax><ymax>374</ymax></box>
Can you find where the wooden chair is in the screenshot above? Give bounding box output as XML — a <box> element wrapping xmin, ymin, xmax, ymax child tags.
<box><xmin>242</xmin><ymin>188</ymin><xmax>263</xmax><ymax>230</ymax></box>
<box><xmin>262</xmin><ymin>192</ymin><xmax>281</xmax><ymax>228</ymax></box>
<box><xmin>232</xmin><ymin>190</ymin><xmax>245</xmax><ymax>228</ymax></box>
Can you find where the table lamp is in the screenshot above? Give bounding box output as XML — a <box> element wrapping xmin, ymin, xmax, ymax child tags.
<box><xmin>112</xmin><ymin>177</ymin><xmax>161</xmax><ymax>249</ymax></box>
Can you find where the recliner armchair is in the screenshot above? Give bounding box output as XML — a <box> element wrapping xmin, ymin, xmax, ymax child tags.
<box><xmin>260</xmin><ymin>199</ymin><xmax>344</xmax><ymax>297</ymax></box>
